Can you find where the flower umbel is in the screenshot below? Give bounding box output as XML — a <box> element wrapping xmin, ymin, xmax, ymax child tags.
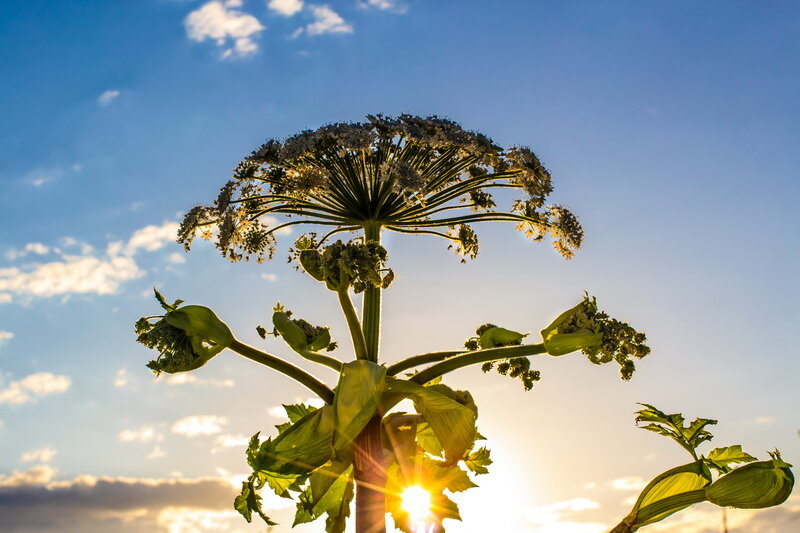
<box><xmin>177</xmin><ymin>114</ymin><xmax>583</xmax><ymax>262</ymax></box>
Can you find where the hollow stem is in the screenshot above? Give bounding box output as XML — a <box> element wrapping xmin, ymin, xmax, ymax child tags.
<box><xmin>361</xmin><ymin>223</ymin><xmax>382</xmax><ymax>362</ymax></box>
<box><xmin>410</xmin><ymin>343</ymin><xmax>547</xmax><ymax>385</ymax></box>
<box><xmin>228</xmin><ymin>339</ymin><xmax>334</xmax><ymax>404</ymax></box>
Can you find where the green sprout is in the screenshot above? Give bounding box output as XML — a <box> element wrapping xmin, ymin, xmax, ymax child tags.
<box><xmin>132</xmin><ymin>115</ymin><xmax>791</xmax><ymax>533</ymax></box>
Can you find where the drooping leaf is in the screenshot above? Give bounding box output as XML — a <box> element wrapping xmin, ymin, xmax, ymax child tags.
<box><xmin>705</xmin><ymin>445</ymin><xmax>757</xmax><ymax>474</ymax></box>
<box><xmin>234</xmin><ymin>475</ymin><xmax>278</xmax><ymax>525</ymax></box>
<box><xmin>381</xmin><ymin>378</ymin><xmax>477</xmax><ymax>464</ymax></box>
<box><xmin>479</xmin><ymin>326</ymin><xmax>526</xmax><ymax>349</ymax></box>
<box><xmin>253</xmin><ymin>405</ymin><xmax>336</xmax><ymax>476</ymax></box>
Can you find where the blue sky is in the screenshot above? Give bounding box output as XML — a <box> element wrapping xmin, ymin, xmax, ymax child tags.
<box><xmin>0</xmin><ymin>1</ymin><xmax>799</xmax><ymax>531</ymax></box>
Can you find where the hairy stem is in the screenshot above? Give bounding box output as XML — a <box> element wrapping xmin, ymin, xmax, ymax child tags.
<box><xmin>228</xmin><ymin>339</ymin><xmax>334</xmax><ymax>404</ymax></box>
<box><xmin>338</xmin><ymin>289</ymin><xmax>369</xmax><ymax>360</ymax></box>
<box><xmin>410</xmin><ymin>343</ymin><xmax>547</xmax><ymax>385</ymax></box>
<box><xmin>386</xmin><ymin>350</ymin><xmax>464</xmax><ymax>376</ymax></box>
<box><xmin>361</xmin><ymin>224</ymin><xmax>382</xmax><ymax>362</ymax></box>
<box><xmin>296</xmin><ymin>349</ymin><xmax>344</xmax><ymax>372</ymax></box>
<box><xmin>354</xmin><ymin>223</ymin><xmax>386</xmax><ymax>533</ymax></box>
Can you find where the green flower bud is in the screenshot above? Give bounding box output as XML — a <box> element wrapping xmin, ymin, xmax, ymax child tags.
<box><xmin>479</xmin><ymin>326</ymin><xmax>526</xmax><ymax>349</ymax></box>
<box><xmin>272</xmin><ymin>309</ymin><xmax>332</xmax><ymax>354</ymax></box>
<box><xmin>136</xmin><ymin>303</ymin><xmax>233</xmax><ymax>375</ymax></box>
<box><xmin>706</xmin><ymin>452</ymin><xmax>794</xmax><ymax>509</ymax></box>
<box><xmin>165</xmin><ymin>305</ymin><xmax>234</xmax><ymax>348</ymax></box>
<box><xmin>540</xmin><ymin>300</ymin><xmax>602</xmax><ymax>356</ymax></box>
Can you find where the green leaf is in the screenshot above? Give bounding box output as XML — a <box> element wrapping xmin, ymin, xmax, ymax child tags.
<box><xmin>635</xmin><ymin>403</ymin><xmax>717</xmax><ymax>457</ymax></box>
<box><xmin>234</xmin><ymin>476</ymin><xmax>277</xmax><ymax>525</ymax></box>
<box><xmin>254</xmin><ymin>405</ymin><xmax>336</xmax><ymax>476</ymax></box>
<box><xmin>332</xmin><ymin>360</ymin><xmax>386</xmax><ymax>456</ymax></box>
<box><xmin>625</xmin><ymin>460</ymin><xmax>712</xmax><ymax>528</ymax></box>
<box><xmin>416</xmin><ymin>422</ymin><xmax>445</xmax><ymax>458</ymax></box>
<box><xmin>705</xmin><ymin>445</ymin><xmax>757</xmax><ymax>474</ymax></box>
<box><xmin>381</xmin><ymin>377</ymin><xmax>477</xmax><ymax>464</ymax></box>
<box><xmin>464</xmin><ymin>447</ymin><xmax>492</xmax><ymax>475</ymax></box>
<box><xmin>284</xmin><ymin>403</ymin><xmax>319</xmax><ymax>423</ymax></box>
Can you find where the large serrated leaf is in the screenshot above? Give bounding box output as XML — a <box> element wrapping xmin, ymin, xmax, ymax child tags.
<box><xmin>705</xmin><ymin>445</ymin><xmax>757</xmax><ymax>474</ymax></box>
<box><xmin>381</xmin><ymin>378</ymin><xmax>477</xmax><ymax>464</ymax></box>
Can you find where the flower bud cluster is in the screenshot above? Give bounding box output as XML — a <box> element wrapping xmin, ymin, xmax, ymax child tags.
<box><xmin>556</xmin><ymin>296</ymin><xmax>650</xmax><ymax>380</ymax></box>
<box><xmin>294</xmin><ymin>236</ymin><xmax>394</xmax><ymax>293</ymax></box>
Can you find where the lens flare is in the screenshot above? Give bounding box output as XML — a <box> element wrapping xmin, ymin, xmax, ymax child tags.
<box><xmin>401</xmin><ymin>485</ymin><xmax>432</xmax><ymax>524</ymax></box>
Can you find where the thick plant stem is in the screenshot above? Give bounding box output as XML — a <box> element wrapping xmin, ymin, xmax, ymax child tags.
<box><xmin>354</xmin><ymin>416</ymin><xmax>387</xmax><ymax>533</ymax></box>
<box><xmin>228</xmin><ymin>339</ymin><xmax>335</xmax><ymax>404</ymax></box>
<box><xmin>361</xmin><ymin>224</ymin><xmax>382</xmax><ymax>363</ymax></box>
<box><xmin>354</xmin><ymin>223</ymin><xmax>386</xmax><ymax>533</ymax></box>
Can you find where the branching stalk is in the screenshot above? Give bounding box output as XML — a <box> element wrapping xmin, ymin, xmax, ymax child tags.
<box><xmin>228</xmin><ymin>339</ymin><xmax>334</xmax><ymax>404</ymax></box>
<box><xmin>386</xmin><ymin>350</ymin><xmax>464</xmax><ymax>376</ymax></box>
<box><xmin>410</xmin><ymin>343</ymin><xmax>547</xmax><ymax>385</ymax></box>
<box><xmin>337</xmin><ymin>289</ymin><xmax>369</xmax><ymax>360</ymax></box>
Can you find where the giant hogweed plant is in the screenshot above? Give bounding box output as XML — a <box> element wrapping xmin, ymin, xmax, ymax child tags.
<box><xmin>134</xmin><ymin>115</ymin><xmax>792</xmax><ymax>532</ymax></box>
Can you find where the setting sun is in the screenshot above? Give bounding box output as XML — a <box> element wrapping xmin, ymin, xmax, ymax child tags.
<box><xmin>401</xmin><ymin>485</ymin><xmax>433</xmax><ymax>524</ymax></box>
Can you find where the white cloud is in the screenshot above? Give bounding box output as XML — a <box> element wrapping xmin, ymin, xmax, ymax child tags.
<box><xmin>20</xmin><ymin>448</ymin><xmax>57</xmax><ymax>463</ymax></box>
<box><xmin>157</xmin><ymin>507</ymin><xmax>239</xmax><ymax>532</ymax></box>
<box><xmin>268</xmin><ymin>0</ymin><xmax>303</xmax><ymax>16</ymax></box>
<box><xmin>118</xmin><ymin>426</ymin><xmax>163</xmax><ymax>443</ymax></box>
<box><xmin>0</xmin><ymin>373</ymin><xmax>71</xmax><ymax>406</ymax></box>
<box><xmin>0</xmin><ymin>222</ymin><xmax>180</xmax><ymax>302</ymax></box>
<box><xmin>167</xmin><ymin>252</ymin><xmax>186</xmax><ymax>264</ymax></box>
<box><xmin>358</xmin><ymin>0</ymin><xmax>407</xmax><ymax>13</ymax></box>
<box><xmin>114</xmin><ymin>369</ymin><xmax>131</xmax><ymax>388</ymax></box>
<box><xmin>122</xmin><ymin>222</ymin><xmax>179</xmax><ymax>256</ymax></box>
<box><xmin>0</xmin><ymin>255</ymin><xmax>142</xmax><ymax>299</ymax></box>
<box><xmin>147</xmin><ymin>446</ymin><xmax>166</xmax><ymax>460</ymax></box>
<box><xmin>185</xmin><ymin>0</ymin><xmax>265</xmax><ymax>59</ymax></box>
<box><xmin>260</xmin><ymin>272</ymin><xmax>277</xmax><ymax>281</ymax></box>
<box><xmin>525</xmin><ymin>497</ymin><xmax>600</xmax><ymax>526</ymax></box>
<box><xmin>611</xmin><ymin>476</ymin><xmax>647</xmax><ymax>491</ymax></box>
<box><xmin>97</xmin><ymin>90</ymin><xmax>121</xmax><ymax>106</ymax></box>
<box><xmin>297</xmin><ymin>4</ymin><xmax>353</xmax><ymax>37</ymax></box>
<box><xmin>162</xmin><ymin>374</ymin><xmax>234</xmax><ymax>387</ymax></box>
<box><xmin>0</xmin><ymin>331</ymin><xmax>13</xmax><ymax>347</ymax></box>
<box><xmin>171</xmin><ymin>415</ymin><xmax>226</xmax><ymax>437</ymax></box>
<box><xmin>0</xmin><ymin>465</ymin><xmax>58</xmax><ymax>487</ymax></box>
<box><xmin>211</xmin><ymin>434</ymin><xmax>249</xmax><ymax>453</ymax></box>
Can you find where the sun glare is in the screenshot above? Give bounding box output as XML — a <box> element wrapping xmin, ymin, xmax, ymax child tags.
<box><xmin>401</xmin><ymin>485</ymin><xmax>432</xmax><ymax>524</ymax></box>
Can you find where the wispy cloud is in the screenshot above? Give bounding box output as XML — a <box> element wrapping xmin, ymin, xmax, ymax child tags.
<box><xmin>161</xmin><ymin>374</ymin><xmax>234</xmax><ymax>387</ymax></box>
<box><xmin>118</xmin><ymin>426</ymin><xmax>163</xmax><ymax>443</ymax></box>
<box><xmin>171</xmin><ymin>415</ymin><xmax>226</xmax><ymax>437</ymax></box>
<box><xmin>21</xmin><ymin>164</ymin><xmax>81</xmax><ymax>187</ymax></box>
<box><xmin>185</xmin><ymin>0</ymin><xmax>265</xmax><ymax>59</ymax></box>
<box><xmin>0</xmin><ymin>331</ymin><xmax>13</xmax><ymax>347</ymax></box>
<box><xmin>358</xmin><ymin>0</ymin><xmax>408</xmax><ymax>13</ymax></box>
<box><xmin>0</xmin><ymin>221</ymin><xmax>179</xmax><ymax>303</ymax></box>
<box><xmin>97</xmin><ymin>90</ymin><xmax>121</xmax><ymax>106</ymax></box>
<box><xmin>0</xmin><ymin>373</ymin><xmax>71</xmax><ymax>406</ymax></box>
<box><xmin>147</xmin><ymin>446</ymin><xmax>166</xmax><ymax>460</ymax></box>
<box><xmin>525</xmin><ymin>497</ymin><xmax>602</xmax><ymax>531</ymax></box>
<box><xmin>260</xmin><ymin>272</ymin><xmax>277</xmax><ymax>281</ymax></box>
<box><xmin>20</xmin><ymin>448</ymin><xmax>57</xmax><ymax>463</ymax></box>
<box><xmin>294</xmin><ymin>4</ymin><xmax>353</xmax><ymax>37</ymax></box>
<box><xmin>268</xmin><ymin>0</ymin><xmax>303</xmax><ymax>16</ymax></box>
<box><xmin>610</xmin><ymin>476</ymin><xmax>647</xmax><ymax>491</ymax></box>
